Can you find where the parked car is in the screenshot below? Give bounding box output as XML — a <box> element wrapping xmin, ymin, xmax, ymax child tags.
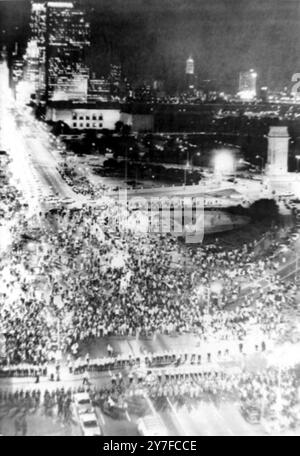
<box><xmin>240</xmin><ymin>405</ymin><xmax>261</xmax><ymax>424</ymax></box>
<box><xmin>79</xmin><ymin>412</ymin><xmax>102</xmax><ymax>437</ymax></box>
<box><xmin>74</xmin><ymin>392</ymin><xmax>94</xmax><ymax>415</ymax></box>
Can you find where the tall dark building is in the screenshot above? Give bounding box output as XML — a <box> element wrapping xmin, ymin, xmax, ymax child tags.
<box><xmin>24</xmin><ymin>1</ymin><xmax>90</xmax><ymax>102</ymax></box>
<box><xmin>23</xmin><ymin>2</ymin><xmax>47</xmax><ymax>97</ymax></box>
<box><xmin>109</xmin><ymin>63</ymin><xmax>122</xmax><ymax>97</ymax></box>
<box><xmin>46</xmin><ymin>1</ymin><xmax>90</xmax><ymax>101</ymax></box>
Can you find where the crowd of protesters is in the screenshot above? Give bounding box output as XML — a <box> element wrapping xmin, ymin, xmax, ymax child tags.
<box><xmin>0</xmin><ymin>151</ymin><xmax>299</xmax><ymax>442</ymax></box>
<box><xmin>57</xmin><ymin>163</ymin><xmax>109</xmax><ymax>199</ymax></box>
<box><xmin>0</xmin><ymin>194</ymin><xmax>297</xmax><ymax>370</ymax></box>
<box><xmin>0</xmin><ymin>155</ymin><xmax>23</xmax><ymax>222</ymax></box>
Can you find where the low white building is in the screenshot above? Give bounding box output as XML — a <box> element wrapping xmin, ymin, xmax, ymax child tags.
<box><xmin>46</xmin><ymin>101</ymin><xmax>121</xmax><ymax>130</ymax></box>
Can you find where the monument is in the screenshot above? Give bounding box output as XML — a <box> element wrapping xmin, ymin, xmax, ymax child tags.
<box><xmin>266</xmin><ymin>126</ymin><xmax>289</xmax><ymax>175</ymax></box>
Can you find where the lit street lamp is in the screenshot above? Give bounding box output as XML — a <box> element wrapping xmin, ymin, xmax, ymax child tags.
<box><xmin>184</xmin><ymin>149</ymin><xmax>190</xmax><ymax>185</ymax></box>
<box><xmin>295</xmin><ymin>155</ymin><xmax>300</xmax><ymax>172</ymax></box>
<box><xmin>256</xmin><ymin>155</ymin><xmax>264</xmax><ymax>174</ymax></box>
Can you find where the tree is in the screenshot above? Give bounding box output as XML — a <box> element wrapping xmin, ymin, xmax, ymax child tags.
<box><xmin>115</xmin><ymin>121</ymin><xmax>124</xmax><ymax>134</ymax></box>
<box><xmin>249</xmin><ymin>199</ymin><xmax>279</xmax><ymax>221</ymax></box>
<box><xmin>103</xmin><ymin>158</ymin><xmax>118</xmax><ymax>169</ymax></box>
<box><xmin>122</xmin><ymin>124</ymin><xmax>132</xmax><ymax>136</ymax></box>
<box><xmin>51</xmin><ymin>121</ymin><xmax>70</xmax><ymax>136</ymax></box>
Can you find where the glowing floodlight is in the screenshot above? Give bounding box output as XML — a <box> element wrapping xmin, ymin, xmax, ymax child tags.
<box><xmin>214</xmin><ymin>150</ymin><xmax>235</xmax><ymax>175</ymax></box>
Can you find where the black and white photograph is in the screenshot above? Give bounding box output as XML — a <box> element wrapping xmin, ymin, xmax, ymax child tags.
<box><xmin>0</xmin><ymin>0</ymin><xmax>300</xmax><ymax>438</ymax></box>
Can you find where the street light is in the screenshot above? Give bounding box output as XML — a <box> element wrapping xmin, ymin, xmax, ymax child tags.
<box><xmin>194</xmin><ymin>151</ymin><xmax>201</xmax><ymax>166</ymax></box>
<box><xmin>295</xmin><ymin>155</ymin><xmax>300</xmax><ymax>172</ymax></box>
<box><xmin>184</xmin><ymin>149</ymin><xmax>190</xmax><ymax>186</ymax></box>
<box><xmin>256</xmin><ymin>155</ymin><xmax>264</xmax><ymax>174</ymax></box>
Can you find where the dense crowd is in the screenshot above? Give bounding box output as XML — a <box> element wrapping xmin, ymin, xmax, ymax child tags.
<box><xmin>57</xmin><ymin>163</ymin><xmax>109</xmax><ymax>199</ymax></box>
<box><xmin>0</xmin><ymin>155</ymin><xmax>23</xmax><ymax>221</ymax></box>
<box><xmin>0</xmin><ymin>194</ymin><xmax>297</xmax><ymax>370</ymax></box>
<box><xmin>0</xmin><ymin>152</ymin><xmax>299</xmax><ymax>448</ymax></box>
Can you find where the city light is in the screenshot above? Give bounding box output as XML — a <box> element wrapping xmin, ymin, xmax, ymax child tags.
<box><xmin>213</xmin><ymin>150</ymin><xmax>235</xmax><ymax>175</ymax></box>
<box><xmin>238</xmin><ymin>69</ymin><xmax>257</xmax><ymax>100</ymax></box>
<box><xmin>237</xmin><ymin>89</ymin><xmax>256</xmax><ymax>101</ymax></box>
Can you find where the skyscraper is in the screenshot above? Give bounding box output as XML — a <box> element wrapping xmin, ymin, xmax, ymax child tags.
<box><xmin>238</xmin><ymin>69</ymin><xmax>257</xmax><ymax>100</ymax></box>
<box><xmin>46</xmin><ymin>1</ymin><xmax>90</xmax><ymax>101</ymax></box>
<box><xmin>185</xmin><ymin>56</ymin><xmax>195</xmax><ymax>92</ymax></box>
<box><xmin>186</xmin><ymin>56</ymin><xmax>194</xmax><ymax>75</ymax></box>
<box><xmin>23</xmin><ymin>1</ymin><xmax>47</xmax><ymax>96</ymax></box>
<box><xmin>24</xmin><ymin>1</ymin><xmax>90</xmax><ymax>103</ymax></box>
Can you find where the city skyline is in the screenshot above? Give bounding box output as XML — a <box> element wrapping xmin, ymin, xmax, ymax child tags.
<box><xmin>1</xmin><ymin>0</ymin><xmax>300</xmax><ymax>92</ymax></box>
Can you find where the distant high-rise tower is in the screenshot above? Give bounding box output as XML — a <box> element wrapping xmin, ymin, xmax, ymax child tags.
<box><xmin>185</xmin><ymin>56</ymin><xmax>195</xmax><ymax>92</ymax></box>
<box><xmin>109</xmin><ymin>64</ymin><xmax>122</xmax><ymax>86</ymax></box>
<box><xmin>109</xmin><ymin>63</ymin><xmax>122</xmax><ymax>96</ymax></box>
<box><xmin>238</xmin><ymin>69</ymin><xmax>257</xmax><ymax>100</ymax></box>
<box><xmin>186</xmin><ymin>56</ymin><xmax>194</xmax><ymax>75</ymax></box>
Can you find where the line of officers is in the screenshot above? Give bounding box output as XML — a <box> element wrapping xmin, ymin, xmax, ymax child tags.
<box><xmin>71</xmin><ymin>341</ymin><xmax>267</xmax><ymax>375</ymax></box>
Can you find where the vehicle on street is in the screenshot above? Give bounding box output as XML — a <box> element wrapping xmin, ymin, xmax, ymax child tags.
<box><xmin>74</xmin><ymin>392</ymin><xmax>95</xmax><ymax>415</ymax></box>
<box><xmin>240</xmin><ymin>405</ymin><xmax>261</xmax><ymax>424</ymax></box>
<box><xmin>79</xmin><ymin>412</ymin><xmax>102</xmax><ymax>436</ymax></box>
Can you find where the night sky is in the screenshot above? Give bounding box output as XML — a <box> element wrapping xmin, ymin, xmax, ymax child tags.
<box><xmin>1</xmin><ymin>0</ymin><xmax>300</xmax><ymax>92</ymax></box>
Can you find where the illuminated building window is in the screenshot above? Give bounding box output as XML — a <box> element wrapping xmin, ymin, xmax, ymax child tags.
<box><xmin>93</xmin><ymin>123</ymin><xmax>97</xmax><ymax>128</ymax></box>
